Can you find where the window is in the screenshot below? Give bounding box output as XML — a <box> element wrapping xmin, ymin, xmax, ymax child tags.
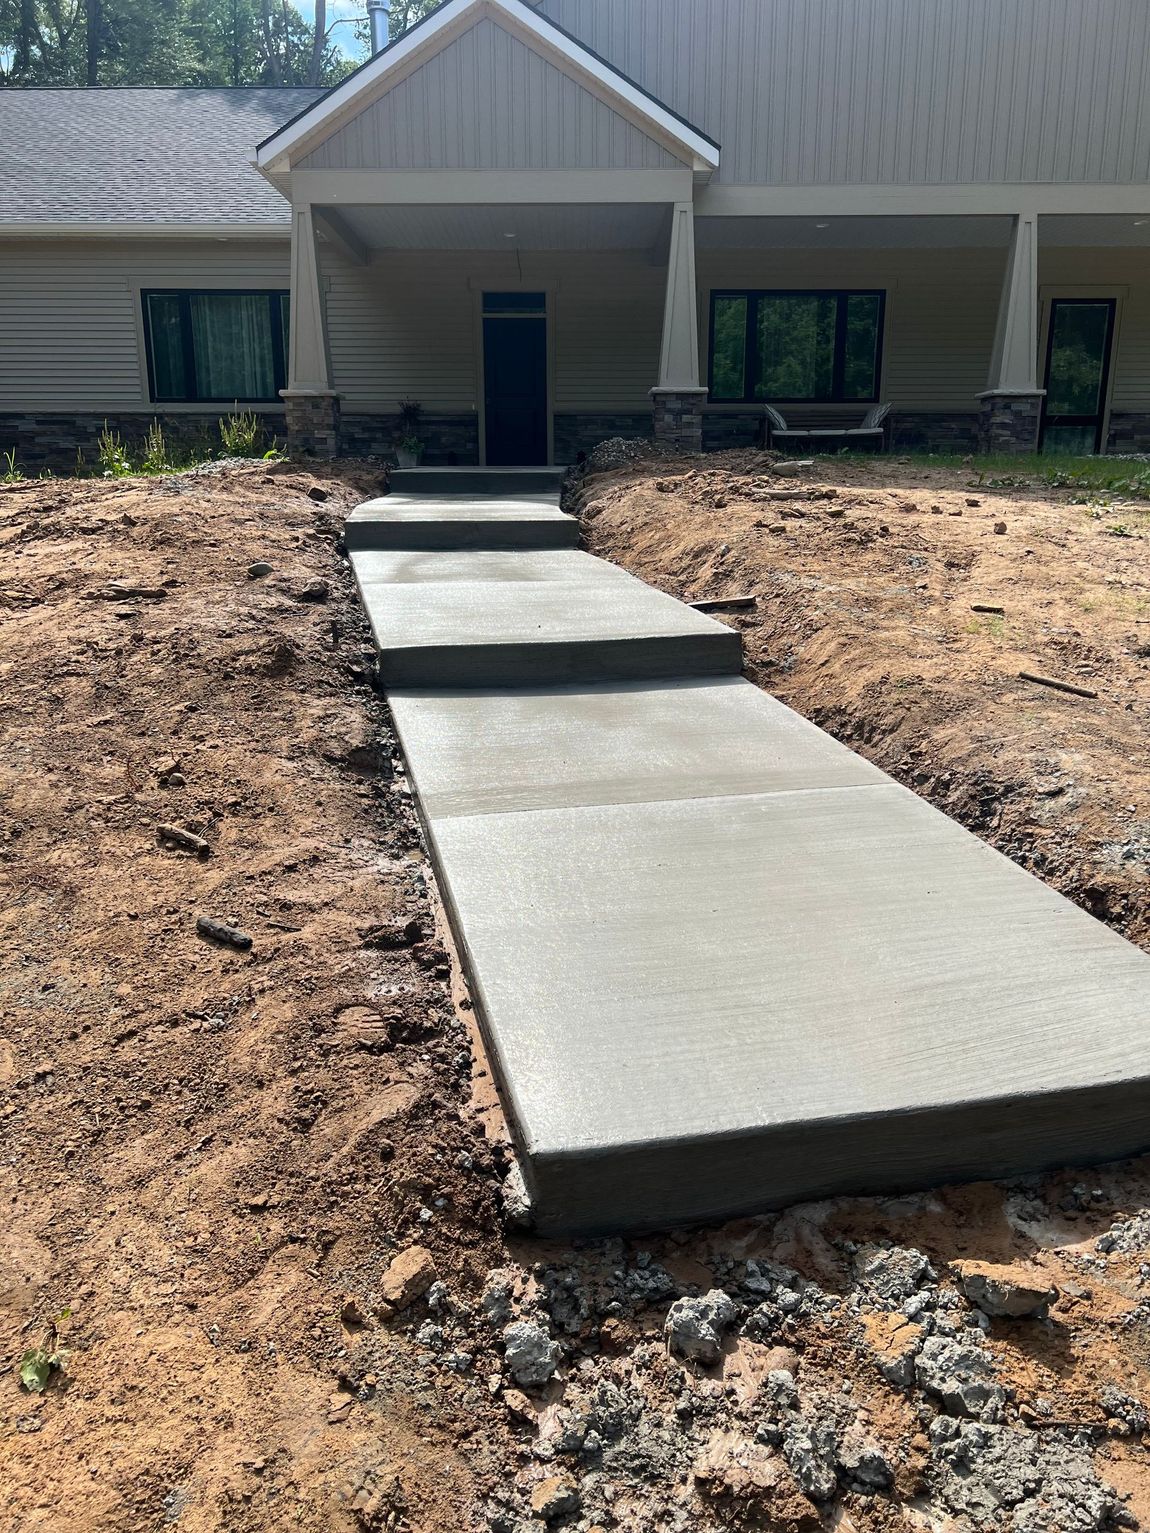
<box><xmin>708</xmin><ymin>289</ymin><xmax>884</xmax><ymax>404</ymax></box>
<box><xmin>142</xmin><ymin>290</ymin><xmax>289</xmax><ymax>403</ymax></box>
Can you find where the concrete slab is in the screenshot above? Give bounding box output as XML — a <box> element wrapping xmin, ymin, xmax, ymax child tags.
<box><xmin>351</xmin><ymin>548</ymin><xmax>637</xmax><ymax>588</ymax></box>
<box><xmin>355</xmin><ymin>579</ymin><xmax>743</xmax><ymax>688</ymax></box>
<box><xmin>390</xmin><ymin>466</ymin><xmax>567</xmax><ymax>496</ymax></box>
<box><xmin>344</xmin><ymin>494</ymin><xmax>578</xmax><ymax>552</ymax></box>
<box><xmin>389</xmin><ymin>677</ymin><xmax>888</xmax><ymax>818</ymax></box>
<box><xmin>422</xmin><ymin>778</ymin><xmax>1150</xmax><ymax>1233</ymax></box>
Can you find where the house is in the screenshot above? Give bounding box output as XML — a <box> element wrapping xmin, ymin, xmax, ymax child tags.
<box><xmin>3</xmin><ymin>0</ymin><xmax>1150</xmax><ymax>470</ymax></box>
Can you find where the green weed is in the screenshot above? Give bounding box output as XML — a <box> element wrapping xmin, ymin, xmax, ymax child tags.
<box><xmin>96</xmin><ymin>423</ymin><xmax>132</xmax><ymax>478</ymax></box>
<box><xmin>218</xmin><ymin>409</ymin><xmax>264</xmax><ymax>457</ymax></box>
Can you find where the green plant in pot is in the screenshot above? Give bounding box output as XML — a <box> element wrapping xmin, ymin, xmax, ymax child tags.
<box><xmin>395</xmin><ymin>398</ymin><xmax>424</xmax><ymax>467</ymax></box>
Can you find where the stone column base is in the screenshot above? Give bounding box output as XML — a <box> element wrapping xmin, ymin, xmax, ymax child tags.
<box><xmin>976</xmin><ymin>390</ymin><xmax>1044</xmax><ymax>454</ymax></box>
<box><xmin>281</xmin><ymin>390</ymin><xmax>341</xmax><ymax>458</ymax></box>
<box><xmin>651</xmin><ymin>388</ymin><xmax>708</xmax><ymax>453</ymax></box>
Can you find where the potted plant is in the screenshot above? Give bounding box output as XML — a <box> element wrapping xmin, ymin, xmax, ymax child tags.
<box><xmin>395</xmin><ymin>398</ymin><xmax>424</xmax><ymax>467</ymax></box>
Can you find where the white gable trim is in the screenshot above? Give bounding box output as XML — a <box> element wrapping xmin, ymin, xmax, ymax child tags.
<box><xmin>255</xmin><ymin>0</ymin><xmax>719</xmax><ymax>175</ymax></box>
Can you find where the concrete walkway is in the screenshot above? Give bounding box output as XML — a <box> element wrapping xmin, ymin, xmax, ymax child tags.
<box><xmin>350</xmin><ymin>468</ymin><xmax>1150</xmax><ymax>1235</ymax></box>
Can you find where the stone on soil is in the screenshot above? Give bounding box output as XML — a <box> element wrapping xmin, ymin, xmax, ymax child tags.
<box><xmin>503</xmin><ymin>1319</ymin><xmax>562</xmax><ymax>1390</ymax></box>
<box><xmin>664</xmin><ymin>1290</ymin><xmax>737</xmax><ymax>1365</ymax></box>
<box><xmin>379</xmin><ymin>1245</ymin><xmax>437</xmax><ymax>1310</ymax></box>
<box><xmin>952</xmin><ymin>1259</ymin><xmax>1057</xmax><ymax>1318</ymax></box>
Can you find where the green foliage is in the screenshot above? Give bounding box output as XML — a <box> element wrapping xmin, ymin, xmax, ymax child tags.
<box><xmin>96</xmin><ymin>422</ymin><xmax>132</xmax><ymax>477</ymax></box>
<box><xmin>218</xmin><ymin>408</ymin><xmax>264</xmax><ymax>456</ymax></box>
<box><xmin>140</xmin><ymin>418</ymin><xmax>171</xmax><ymax>473</ymax></box>
<box><xmin>19</xmin><ymin>1311</ymin><xmax>71</xmax><ymax>1393</ymax></box>
<box><xmin>1</xmin><ymin>448</ymin><xmax>24</xmax><ymax>483</ymax></box>
<box><xmin>0</xmin><ymin>0</ymin><xmax>440</xmax><ymax>87</ymax></box>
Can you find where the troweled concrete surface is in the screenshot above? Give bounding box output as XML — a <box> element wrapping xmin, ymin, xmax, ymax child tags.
<box><xmin>351</xmin><ymin>486</ymin><xmax>1150</xmax><ymax>1235</ymax></box>
<box><xmin>351</xmin><ymin>548</ymin><xmax>638</xmax><ymax>588</ymax></box>
<box><xmin>352</xmin><ymin>567</ymin><xmax>744</xmax><ymax>688</ymax></box>
<box><xmin>344</xmin><ymin>494</ymin><xmax>579</xmax><ymax>551</ymax></box>
<box><xmin>388</xmin><ymin>676</ymin><xmax>888</xmax><ymax>817</ymax></box>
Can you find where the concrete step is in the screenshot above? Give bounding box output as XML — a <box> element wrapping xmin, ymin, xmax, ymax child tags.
<box><xmin>390</xmin><ymin>466</ymin><xmax>568</xmax><ymax>496</ymax></box>
<box><xmin>350</xmin><ymin>549</ymin><xmax>743</xmax><ymax>687</ymax></box>
<box><xmin>388</xmin><ymin>676</ymin><xmax>1150</xmax><ymax>1234</ymax></box>
<box><xmin>344</xmin><ymin>494</ymin><xmax>579</xmax><ymax>552</ymax></box>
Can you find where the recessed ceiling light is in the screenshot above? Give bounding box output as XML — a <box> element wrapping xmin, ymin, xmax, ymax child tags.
<box><xmin>815</xmin><ymin>222</ymin><xmax>830</xmax><ymax>230</ymax></box>
<box><xmin>503</xmin><ymin>231</ymin><xmax>516</xmax><ymax>238</ymax></box>
<box><xmin>1135</xmin><ymin>218</ymin><xmax>1148</xmax><ymax>227</ymax></box>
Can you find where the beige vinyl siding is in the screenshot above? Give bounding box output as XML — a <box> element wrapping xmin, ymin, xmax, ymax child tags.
<box><xmin>696</xmin><ymin>248</ymin><xmax>1005</xmax><ymax>412</ymax></box>
<box><xmin>540</xmin><ymin>0</ymin><xmax>1150</xmax><ymax>187</ymax></box>
<box><xmin>323</xmin><ymin>248</ymin><xmax>663</xmax><ymax>412</ymax></box>
<box><xmin>1040</xmin><ymin>249</ymin><xmax>1150</xmax><ymax>412</ymax></box>
<box><xmin>0</xmin><ymin>239</ymin><xmax>290</xmax><ymax>410</ymax></box>
<box><xmin>300</xmin><ymin>17</ymin><xmax>683</xmax><ymax>173</ymax></box>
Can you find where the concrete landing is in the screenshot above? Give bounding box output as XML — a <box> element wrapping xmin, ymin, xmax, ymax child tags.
<box><xmin>390</xmin><ymin>678</ymin><xmax>1150</xmax><ymax>1233</ymax></box>
<box><xmin>351</xmin><ymin>556</ymin><xmax>743</xmax><ymax>688</ymax></box>
<box><xmin>345</xmin><ymin>495</ymin><xmax>579</xmax><ymax>552</ymax></box>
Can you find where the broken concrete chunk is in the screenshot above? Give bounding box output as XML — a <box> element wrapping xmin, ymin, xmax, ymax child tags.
<box><xmin>915</xmin><ymin>1335</ymin><xmax>1005</xmax><ymax>1419</ymax></box>
<box><xmin>294</xmin><ymin>577</ymin><xmax>330</xmax><ymax>603</ymax></box>
<box><xmin>665</xmin><ymin>1289</ymin><xmax>737</xmax><ymax>1366</ymax></box>
<box><xmin>502</xmin><ymin>1319</ymin><xmax>562</xmax><ymax>1390</ymax></box>
<box><xmin>379</xmin><ymin>1245</ymin><xmax>437</xmax><ymax>1310</ymax></box>
<box><xmin>861</xmin><ymin>1312</ymin><xmax>924</xmax><ymax>1389</ymax></box>
<box><xmin>951</xmin><ymin>1260</ymin><xmax>1056</xmax><ymax>1319</ymax></box>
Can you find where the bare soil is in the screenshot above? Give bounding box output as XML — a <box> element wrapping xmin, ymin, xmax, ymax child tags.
<box><xmin>4</xmin><ymin>456</ymin><xmax>1150</xmax><ymax>1533</ymax></box>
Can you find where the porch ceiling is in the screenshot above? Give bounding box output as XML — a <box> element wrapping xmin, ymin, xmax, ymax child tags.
<box><xmin>1040</xmin><ymin>214</ymin><xmax>1150</xmax><ymax>246</ymax></box>
<box><xmin>334</xmin><ymin>201</ymin><xmax>671</xmax><ymax>250</ymax></box>
<box><xmin>695</xmin><ymin>215</ymin><xmax>1015</xmax><ymax>249</ymax></box>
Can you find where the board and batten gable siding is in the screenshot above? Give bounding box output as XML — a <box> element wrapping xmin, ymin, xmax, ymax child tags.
<box><xmin>297</xmin><ymin>16</ymin><xmax>685</xmax><ymax>172</ymax></box>
<box><xmin>322</xmin><ymin>246</ymin><xmax>664</xmax><ymax>412</ymax></box>
<box><xmin>539</xmin><ymin>0</ymin><xmax>1150</xmax><ymax>186</ymax></box>
<box><xmin>0</xmin><ymin>239</ymin><xmax>290</xmax><ymax>410</ymax></box>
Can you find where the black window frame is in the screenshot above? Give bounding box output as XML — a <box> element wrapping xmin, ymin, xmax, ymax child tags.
<box><xmin>141</xmin><ymin>288</ymin><xmax>290</xmax><ymax>404</ymax></box>
<box><xmin>707</xmin><ymin>288</ymin><xmax>886</xmax><ymax>405</ymax></box>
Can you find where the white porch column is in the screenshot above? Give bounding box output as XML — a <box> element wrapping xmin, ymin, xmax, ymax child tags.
<box><xmin>977</xmin><ymin>211</ymin><xmax>1043</xmax><ymax>453</ymax></box>
<box><xmin>282</xmin><ymin>203</ymin><xmax>340</xmax><ymax>457</ymax></box>
<box><xmin>651</xmin><ymin>200</ymin><xmax>707</xmax><ymax>451</ymax></box>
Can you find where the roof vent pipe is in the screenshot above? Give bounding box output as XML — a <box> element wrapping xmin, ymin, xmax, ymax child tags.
<box><xmin>367</xmin><ymin>0</ymin><xmax>390</xmax><ymax>55</ymax></box>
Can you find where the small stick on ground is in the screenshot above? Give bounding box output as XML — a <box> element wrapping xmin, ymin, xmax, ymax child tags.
<box><xmin>157</xmin><ymin>824</ymin><xmax>211</xmax><ymax>856</ymax></box>
<box><xmin>196</xmin><ymin>916</ymin><xmax>252</xmax><ymax>950</ymax></box>
<box><xmin>689</xmin><ymin>595</ymin><xmax>758</xmax><ymax>611</ymax></box>
<box><xmin>971</xmin><ymin>603</ymin><xmax>1005</xmax><ymax>615</ymax></box>
<box><xmin>1019</xmin><ymin>671</ymin><xmax>1099</xmax><ymax>700</ymax></box>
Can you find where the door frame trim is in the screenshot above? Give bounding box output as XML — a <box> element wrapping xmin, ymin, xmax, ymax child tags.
<box><xmin>474</xmin><ymin>285</ymin><xmax>556</xmax><ymax>466</ymax></box>
<box><xmin>1038</xmin><ymin>286</ymin><xmax>1123</xmax><ymax>454</ymax></box>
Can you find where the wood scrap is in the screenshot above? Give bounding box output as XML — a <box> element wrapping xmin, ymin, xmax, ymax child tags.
<box><xmin>1018</xmin><ymin>671</ymin><xmax>1099</xmax><ymax>700</ymax></box>
<box><xmin>196</xmin><ymin>916</ymin><xmax>252</xmax><ymax>950</ymax></box>
<box><xmin>971</xmin><ymin>603</ymin><xmax>1006</xmax><ymax>615</ymax></box>
<box><xmin>157</xmin><ymin>823</ymin><xmax>211</xmax><ymax>856</ymax></box>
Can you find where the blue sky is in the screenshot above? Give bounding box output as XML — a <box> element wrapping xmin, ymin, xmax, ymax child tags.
<box><xmin>295</xmin><ymin>0</ymin><xmax>371</xmax><ymax>60</ymax></box>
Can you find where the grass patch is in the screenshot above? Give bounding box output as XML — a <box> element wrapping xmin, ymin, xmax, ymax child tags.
<box><xmin>825</xmin><ymin>450</ymin><xmax>1150</xmax><ymax>501</ymax></box>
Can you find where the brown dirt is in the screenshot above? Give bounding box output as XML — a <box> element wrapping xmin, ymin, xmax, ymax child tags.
<box><xmin>0</xmin><ymin>461</ymin><xmax>514</xmax><ymax>1532</ymax></box>
<box><xmin>578</xmin><ymin>449</ymin><xmax>1150</xmax><ymax>945</ymax></box>
<box><xmin>6</xmin><ymin>454</ymin><xmax>1150</xmax><ymax>1533</ymax></box>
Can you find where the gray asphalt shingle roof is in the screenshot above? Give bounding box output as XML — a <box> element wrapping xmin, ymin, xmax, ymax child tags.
<box><xmin>0</xmin><ymin>87</ymin><xmax>323</xmax><ymax>227</ymax></box>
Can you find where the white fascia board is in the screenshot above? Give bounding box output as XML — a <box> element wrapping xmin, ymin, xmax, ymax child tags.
<box><xmin>0</xmin><ymin>223</ymin><xmax>290</xmax><ymax>238</ymax></box>
<box><xmin>256</xmin><ymin>0</ymin><xmax>719</xmax><ymax>173</ymax></box>
<box><xmin>697</xmin><ymin>183</ymin><xmax>1150</xmax><ymax>217</ymax></box>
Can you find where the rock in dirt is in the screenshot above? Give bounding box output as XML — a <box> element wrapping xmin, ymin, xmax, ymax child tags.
<box><xmin>694</xmin><ymin>1429</ymin><xmax>820</xmax><ymax>1530</ymax></box>
<box><xmin>379</xmin><ymin>1245</ymin><xmax>437</xmax><ymax>1310</ymax></box>
<box><xmin>306</xmin><ymin>485</ymin><xmax>329</xmax><ymax>503</ymax></box>
<box><xmin>501</xmin><ymin>1162</ymin><xmax>532</xmax><ymax>1228</ymax></box>
<box><xmin>915</xmin><ymin>1334</ymin><xmax>1005</xmax><ymax>1418</ymax></box>
<box><xmin>861</xmin><ymin>1311</ymin><xmax>924</xmax><ymax>1389</ymax></box>
<box><xmin>665</xmin><ymin>1290</ymin><xmax>737</xmax><ymax>1366</ymax></box>
<box><xmin>502</xmin><ymin>1319</ymin><xmax>562</xmax><ymax>1390</ymax></box>
<box><xmin>529</xmin><ymin>1475</ymin><xmax>580</xmax><ymax>1522</ymax></box>
<box><xmin>952</xmin><ymin>1260</ymin><xmax>1056</xmax><ymax>1318</ymax></box>
<box><xmin>247</xmin><ymin>561</ymin><xmax>273</xmax><ymax>579</ymax></box>
<box><xmin>294</xmin><ymin>577</ymin><xmax>330</xmax><ymax>603</ymax></box>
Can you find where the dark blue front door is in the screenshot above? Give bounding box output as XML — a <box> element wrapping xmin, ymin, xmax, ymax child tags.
<box><xmin>483</xmin><ymin>292</ymin><xmax>548</xmax><ymax>465</ymax></box>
